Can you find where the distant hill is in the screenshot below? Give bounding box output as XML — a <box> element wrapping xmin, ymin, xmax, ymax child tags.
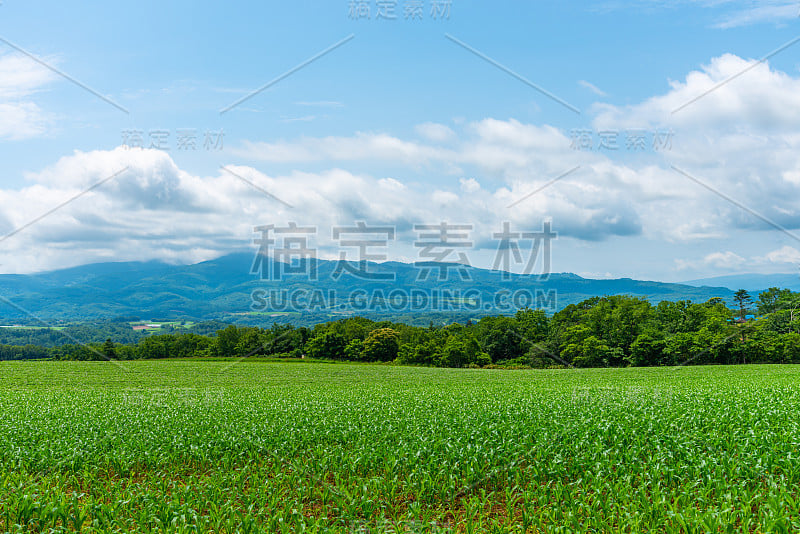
<box><xmin>682</xmin><ymin>273</ymin><xmax>800</xmax><ymax>293</ymax></box>
<box><xmin>0</xmin><ymin>253</ymin><xmax>736</xmax><ymax>325</ymax></box>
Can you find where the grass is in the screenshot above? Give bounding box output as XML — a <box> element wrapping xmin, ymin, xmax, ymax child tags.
<box><xmin>2</xmin><ymin>361</ymin><xmax>800</xmax><ymax>532</ymax></box>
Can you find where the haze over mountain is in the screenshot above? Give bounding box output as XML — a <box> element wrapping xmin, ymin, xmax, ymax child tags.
<box><xmin>0</xmin><ymin>253</ymin><xmax>738</xmax><ymax>324</ymax></box>
<box><xmin>682</xmin><ymin>273</ymin><xmax>800</xmax><ymax>293</ymax></box>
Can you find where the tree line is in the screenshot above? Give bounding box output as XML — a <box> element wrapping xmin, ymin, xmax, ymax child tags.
<box><xmin>6</xmin><ymin>288</ymin><xmax>800</xmax><ymax>367</ymax></box>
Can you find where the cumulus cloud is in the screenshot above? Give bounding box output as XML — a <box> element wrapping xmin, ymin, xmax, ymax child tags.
<box><xmin>5</xmin><ymin>52</ymin><xmax>800</xmax><ymax>277</ymax></box>
<box><xmin>675</xmin><ymin>245</ymin><xmax>800</xmax><ymax>274</ymax></box>
<box><xmin>677</xmin><ymin>246</ymin><xmax>800</xmax><ymax>274</ymax></box>
<box><xmin>459</xmin><ymin>178</ymin><xmax>480</xmax><ymax>193</ymax></box>
<box><xmin>676</xmin><ymin>251</ymin><xmax>748</xmax><ymax>271</ymax></box>
<box><xmin>589</xmin><ymin>53</ymin><xmax>800</xmax><ymax>239</ymax></box>
<box><xmin>0</xmin><ymin>145</ymin><xmax>645</xmax><ymax>272</ymax></box>
<box><xmin>415</xmin><ymin>122</ymin><xmax>456</xmax><ymax>143</ymax></box>
<box><xmin>593</xmin><ymin>54</ymin><xmax>800</xmax><ymax>133</ymax></box>
<box><xmin>180</xmin><ymin>53</ymin><xmax>800</xmax><ymax>263</ymax></box>
<box><xmin>763</xmin><ymin>246</ymin><xmax>800</xmax><ymax>264</ymax></box>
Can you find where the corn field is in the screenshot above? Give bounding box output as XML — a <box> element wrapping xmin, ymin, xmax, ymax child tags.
<box><xmin>2</xmin><ymin>361</ymin><xmax>800</xmax><ymax>532</ymax></box>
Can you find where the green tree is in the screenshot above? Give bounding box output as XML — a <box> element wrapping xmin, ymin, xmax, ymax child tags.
<box><xmin>397</xmin><ymin>338</ymin><xmax>443</xmax><ymax>365</ymax></box>
<box><xmin>780</xmin><ymin>333</ymin><xmax>800</xmax><ymax>363</ymax></box>
<box><xmin>477</xmin><ymin>317</ymin><xmax>524</xmax><ymax>363</ymax></box>
<box><xmin>757</xmin><ymin>287</ymin><xmax>794</xmax><ymax>315</ymax></box>
<box><xmin>435</xmin><ymin>336</ymin><xmax>484</xmax><ymax>368</ymax></box>
<box><xmin>102</xmin><ymin>339</ymin><xmax>116</xmax><ymax>360</ymax></box>
<box><xmin>627</xmin><ymin>332</ymin><xmax>665</xmax><ymax>367</ymax></box>
<box><xmin>305</xmin><ymin>332</ymin><xmax>347</xmax><ymax>360</ymax></box>
<box><xmin>362</xmin><ymin>328</ymin><xmax>400</xmax><ymax>362</ymax></box>
<box><xmin>213</xmin><ymin>325</ymin><xmax>241</xmax><ymax>357</ymax></box>
<box><xmin>663</xmin><ymin>332</ymin><xmax>697</xmax><ymax>365</ymax></box>
<box><xmin>344</xmin><ymin>339</ymin><xmax>364</xmax><ymax>361</ymax></box>
<box><xmin>733</xmin><ymin>289</ymin><xmax>752</xmax><ymax>321</ymax></box>
<box><xmin>137</xmin><ymin>336</ymin><xmax>171</xmax><ymax>359</ymax></box>
<box><xmin>234</xmin><ymin>327</ymin><xmax>265</xmax><ymax>358</ymax></box>
<box><xmin>515</xmin><ymin>308</ymin><xmax>549</xmax><ymax>342</ymax></box>
<box><xmin>564</xmin><ymin>335</ymin><xmax>610</xmax><ymax>368</ymax></box>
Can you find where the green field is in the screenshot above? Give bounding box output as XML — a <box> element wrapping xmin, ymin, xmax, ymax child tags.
<box><xmin>2</xmin><ymin>362</ymin><xmax>800</xmax><ymax>533</ymax></box>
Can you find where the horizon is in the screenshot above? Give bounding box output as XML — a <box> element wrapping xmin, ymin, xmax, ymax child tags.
<box><xmin>10</xmin><ymin>249</ymin><xmax>800</xmax><ymax>290</ymax></box>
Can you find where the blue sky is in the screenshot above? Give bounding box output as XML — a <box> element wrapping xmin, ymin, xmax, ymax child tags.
<box><xmin>1</xmin><ymin>0</ymin><xmax>800</xmax><ymax>281</ymax></box>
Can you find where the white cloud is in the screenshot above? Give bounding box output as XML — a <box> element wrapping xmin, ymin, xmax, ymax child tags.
<box><xmin>676</xmin><ymin>251</ymin><xmax>747</xmax><ymax>271</ymax></box>
<box><xmin>0</xmin><ymin>53</ymin><xmax>56</xmax><ymax>99</ymax></box>
<box><xmin>431</xmin><ymin>190</ymin><xmax>459</xmax><ymax>206</ymax></box>
<box><xmin>227</xmin><ymin>52</ymin><xmax>800</xmax><ymax>250</ymax></box>
<box><xmin>594</xmin><ymin>54</ymin><xmax>800</xmax><ymax>132</ymax></box>
<box><xmin>590</xmin><ymin>53</ymin><xmax>800</xmax><ymax>240</ymax></box>
<box><xmin>233</xmin><ymin>132</ymin><xmax>453</xmax><ymax>165</ymax></box>
<box><xmin>0</xmin><ymin>53</ymin><xmax>56</xmax><ymax>140</ymax></box>
<box><xmin>599</xmin><ymin>1</ymin><xmax>800</xmax><ymax>28</ymax></box>
<box><xmin>714</xmin><ymin>2</ymin><xmax>799</xmax><ymax>28</ymax></box>
<box><xmin>763</xmin><ymin>246</ymin><xmax>800</xmax><ymax>264</ymax></box>
<box><xmin>378</xmin><ymin>177</ymin><xmax>405</xmax><ymax>191</ymax></box>
<box><xmin>280</xmin><ymin>115</ymin><xmax>316</xmax><ymax>123</ymax></box>
<box><xmin>0</xmin><ymin>144</ymin><xmax>644</xmax><ymax>273</ymax></box>
<box><xmin>6</xmin><ymin>52</ymin><xmax>800</xmax><ymax>277</ymax></box>
<box><xmin>459</xmin><ymin>178</ymin><xmax>480</xmax><ymax>193</ymax></box>
<box><xmin>677</xmin><ymin>246</ymin><xmax>800</xmax><ymax>274</ymax></box>
<box><xmin>415</xmin><ymin>122</ymin><xmax>456</xmax><ymax>143</ymax></box>
<box><xmin>579</xmin><ymin>80</ymin><xmax>608</xmax><ymax>97</ymax></box>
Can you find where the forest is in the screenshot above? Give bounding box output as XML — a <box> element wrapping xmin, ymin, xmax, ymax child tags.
<box><xmin>4</xmin><ymin>288</ymin><xmax>800</xmax><ymax>368</ymax></box>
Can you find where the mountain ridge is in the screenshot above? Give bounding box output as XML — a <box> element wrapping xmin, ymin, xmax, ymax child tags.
<box><xmin>0</xmin><ymin>252</ymin><xmax>739</xmax><ymax>324</ymax></box>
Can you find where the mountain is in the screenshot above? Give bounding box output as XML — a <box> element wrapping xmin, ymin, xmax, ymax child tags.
<box><xmin>0</xmin><ymin>253</ymin><xmax>736</xmax><ymax>325</ymax></box>
<box><xmin>682</xmin><ymin>273</ymin><xmax>800</xmax><ymax>293</ymax></box>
